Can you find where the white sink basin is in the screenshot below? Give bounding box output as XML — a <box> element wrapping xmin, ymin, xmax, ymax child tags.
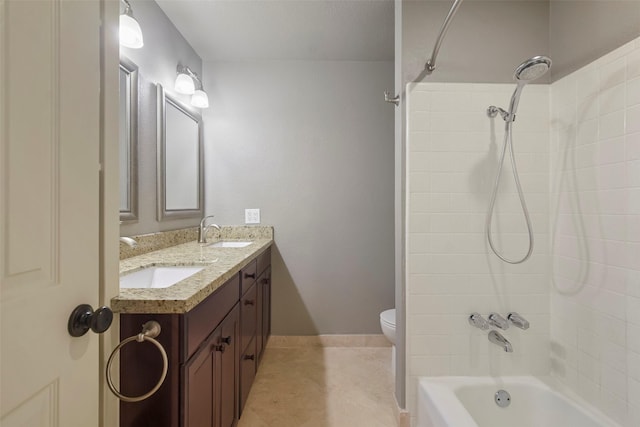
<box><xmin>208</xmin><ymin>241</ymin><xmax>252</xmax><ymax>248</ymax></box>
<box><xmin>120</xmin><ymin>266</ymin><xmax>204</xmax><ymax>289</ymax></box>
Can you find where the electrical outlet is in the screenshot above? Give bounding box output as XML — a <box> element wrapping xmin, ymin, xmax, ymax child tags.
<box><xmin>245</xmin><ymin>208</ymin><xmax>260</xmax><ymax>224</ymax></box>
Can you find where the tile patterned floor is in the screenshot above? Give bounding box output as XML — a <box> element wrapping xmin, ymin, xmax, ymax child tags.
<box><xmin>237</xmin><ymin>345</ymin><xmax>397</xmax><ymax>427</ymax></box>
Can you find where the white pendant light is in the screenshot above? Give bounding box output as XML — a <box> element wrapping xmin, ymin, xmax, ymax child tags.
<box><xmin>120</xmin><ymin>0</ymin><xmax>144</xmax><ymax>49</ymax></box>
<box><xmin>191</xmin><ymin>89</ymin><xmax>209</xmax><ymax>109</ymax></box>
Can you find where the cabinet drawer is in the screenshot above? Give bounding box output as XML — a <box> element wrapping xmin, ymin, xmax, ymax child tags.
<box><xmin>240</xmin><ymin>282</ymin><xmax>257</xmax><ymax>354</ymax></box>
<box><xmin>257</xmin><ymin>247</ymin><xmax>271</xmax><ymax>277</ymax></box>
<box><xmin>240</xmin><ymin>260</ymin><xmax>257</xmax><ymax>296</ymax></box>
<box><xmin>184</xmin><ymin>274</ymin><xmax>240</xmax><ymax>362</ymax></box>
<box><xmin>239</xmin><ymin>336</ymin><xmax>257</xmax><ymax>415</ymax></box>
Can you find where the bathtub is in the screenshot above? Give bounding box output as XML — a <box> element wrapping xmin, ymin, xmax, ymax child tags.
<box><xmin>417</xmin><ymin>376</ymin><xmax>620</xmax><ymax>427</ymax></box>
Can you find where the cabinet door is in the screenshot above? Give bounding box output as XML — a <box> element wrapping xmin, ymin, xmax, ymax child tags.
<box><xmin>219</xmin><ymin>305</ymin><xmax>239</xmax><ymax>427</ymax></box>
<box><xmin>262</xmin><ymin>267</ymin><xmax>271</xmax><ymax>350</ymax></box>
<box><xmin>182</xmin><ymin>335</ymin><xmax>219</xmax><ymax>427</ymax></box>
<box><xmin>255</xmin><ymin>273</ymin><xmax>264</xmax><ymax>361</ymax></box>
<box><xmin>240</xmin><ymin>283</ymin><xmax>257</xmax><ymax>354</ymax></box>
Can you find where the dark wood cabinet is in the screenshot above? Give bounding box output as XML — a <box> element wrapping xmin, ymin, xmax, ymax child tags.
<box><xmin>120</xmin><ymin>247</ymin><xmax>271</xmax><ymax>427</ymax></box>
<box><xmin>182</xmin><ymin>304</ymin><xmax>239</xmax><ymax>427</ymax></box>
<box><xmin>259</xmin><ymin>266</ymin><xmax>271</xmax><ymax>361</ymax></box>
<box><xmin>219</xmin><ymin>306</ymin><xmax>239</xmax><ymax>427</ymax></box>
<box><xmin>239</xmin><ymin>336</ymin><xmax>257</xmax><ymax>414</ymax></box>
<box><xmin>182</xmin><ymin>330</ymin><xmax>217</xmax><ymax>427</ymax></box>
<box><xmin>256</xmin><ymin>247</ymin><xmax>272</xmax><ymax>363</ymax></box>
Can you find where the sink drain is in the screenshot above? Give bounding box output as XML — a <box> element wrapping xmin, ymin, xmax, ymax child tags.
<box><xmin>495</xmin><ymin>389</ymin><xmax>511</xmax><ymax>408</ymax></box>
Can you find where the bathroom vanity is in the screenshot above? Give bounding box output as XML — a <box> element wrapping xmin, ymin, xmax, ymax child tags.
<box><xmin>112</xmin><ymin>233</ymin><xmax>272</xmax><ymax>427</ymax></box>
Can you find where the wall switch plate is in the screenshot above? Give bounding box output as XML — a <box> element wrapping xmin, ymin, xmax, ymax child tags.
<box><xmin>245</xmin><ymin>209</ymin><xmax>260</xmax><ymax>224</ymax></box>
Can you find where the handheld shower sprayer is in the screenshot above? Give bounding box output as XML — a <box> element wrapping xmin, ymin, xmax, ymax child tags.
<box><xmin>488</xmin><ymin>56</ymin><xmax>551</xmax><ymax>123</ymax></box>
<box><xmin>485</xmin><ymin>56</ymin><xmax>551</xmax><ymax>264</ymax></box>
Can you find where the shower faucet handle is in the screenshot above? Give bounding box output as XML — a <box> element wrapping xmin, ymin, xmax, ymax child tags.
<box><xmin>468</xmin><ymin>313</ymin><xmax>491</xmax><ymax>331</ymax></box>
<box><xmin>488</xmin><ymin>312</ymin><xmax>509</xmax><ymax>330</ymax></box>
<box><xmin>507</xmin><ymin>312</ymin><xmax>530</xmax><ymax>330</ymax></box>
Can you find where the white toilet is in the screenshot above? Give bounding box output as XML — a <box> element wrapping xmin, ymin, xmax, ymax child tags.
<box><xmin>380</xmin><ymin>309</ymin><xmax>396</xmax><ymax>376</ymax></box>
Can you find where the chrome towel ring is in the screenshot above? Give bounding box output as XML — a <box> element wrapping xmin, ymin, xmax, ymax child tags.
<box><xmin>106</xmin><ymin>320</ymin><xmax>168</xmax><ymax>403</ymax></box>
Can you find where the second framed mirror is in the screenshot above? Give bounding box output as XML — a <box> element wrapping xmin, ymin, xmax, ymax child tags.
<box><xmin>156</xmin><ymin>84</ymin><xmax>204</xmax><ymax>221</ymax></box>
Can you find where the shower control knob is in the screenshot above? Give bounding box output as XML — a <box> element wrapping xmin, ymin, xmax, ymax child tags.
<box><xmin>68</xmin><ymin>304</ymin><xmax>113</xmax><ymax>337</ymax></box>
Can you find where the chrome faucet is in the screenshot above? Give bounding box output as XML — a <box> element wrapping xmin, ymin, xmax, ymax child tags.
<box><xmin>507</xmin><ymin>312</ymin><xmax>530</xmax><ymax>330</ymax></box>
<box><xmin>198</xmin><ymin>215</ymin><xmax>221</xmax><ymax>244</ymax></box>
<box><xmin>119</xmin><ymin>236</ymin><xmax>137</xmax><ymax>248</ymax></box>
<box><xmin>488</xmin><ymin>312</ymin><xmax>509</xmax><ymax>330</ymax></box>
<box><xmin>488</xmin><ymin>330</ymin><xmax>513</xmax><ymax>352</ymax></box>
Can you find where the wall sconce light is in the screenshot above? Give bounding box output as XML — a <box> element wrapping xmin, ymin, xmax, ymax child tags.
<box><xmin>175</xmin><ymin>65</ymin><xmax>209</xmax><ymax>108</ymax></box>
<box><xmin>120</xmin><ymin>0</ymin><xmax>144</xmax><ymax>49</ymax></box>
<box><xmin>174</xmin><ymin>66</ymin><xmax>195</xmax><ymax>94</ymax></box>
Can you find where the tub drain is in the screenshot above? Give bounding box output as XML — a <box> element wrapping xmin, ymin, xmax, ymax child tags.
<box><xmin>495</xmin><ymin>389</ymin><xmax>511</xmax><ymax>408</ymax></box>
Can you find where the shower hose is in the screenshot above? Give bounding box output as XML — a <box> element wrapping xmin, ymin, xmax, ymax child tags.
<box><xmin>486</xmin><ymin>120</ymin><xmax>534</xmax><ymax>264</ymax></box>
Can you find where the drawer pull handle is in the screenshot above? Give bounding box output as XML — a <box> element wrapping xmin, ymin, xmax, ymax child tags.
<box><xmin>215</xmin><ymin>344</ymin><xmax>226</xmax><ymax>353</ymax></box>
<box><xmin>221</xmin><ymin>336</ymin><xmax>232</xmax><ymax>345</ymax></box>
<box><xmin>243</xmin><ymin>354</ymin><xmax>255</xmax><ymax>361</ymax></box>
<box><xmin>244</xmin><ymin>273</ymin><xmax>256</xmax><ymax>279</ymax></box>
<box><xmin>244</xmin><ymin>300</ymin><xmax>255</xmax><ymax>306</ymax></box>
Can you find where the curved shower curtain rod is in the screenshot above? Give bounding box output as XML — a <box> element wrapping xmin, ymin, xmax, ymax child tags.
<box><xmin>424</xmin><ymin>0</ymin><xmax>464</xmax><ymax>75</ymax></box>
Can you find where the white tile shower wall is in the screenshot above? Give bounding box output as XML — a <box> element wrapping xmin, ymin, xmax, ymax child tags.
<box><xmin>550</xmin><ymin>37</ymin><xmax>640</xmax><ymax>426</ymax></box>
<box><xmin>406</xmin><ymin>83</ymin><xmax>550</xmax><ymax>419</ymax></box>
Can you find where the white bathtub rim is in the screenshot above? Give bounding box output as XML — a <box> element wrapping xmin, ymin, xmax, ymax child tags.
<box><xmin>417</xmin><ymin>376</ymin><xmax>621</xmax><ymax>427</ymax></box>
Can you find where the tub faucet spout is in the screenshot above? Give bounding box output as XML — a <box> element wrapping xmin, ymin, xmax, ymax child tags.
<box><xmin>488</xmin><ymin>330</ymin><xmax>513</xmax><ymax>352</ymax></box>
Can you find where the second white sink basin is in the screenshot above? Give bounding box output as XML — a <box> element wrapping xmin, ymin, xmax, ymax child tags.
<box><xmin>208</xmin><ymin>241</ymin><xmax>252</xmax><ymax>248</ymax></box>
<box><xmin>120</xmin><ymin>266</ymin><xmax>204</xmax><ymax>289</ymax></box>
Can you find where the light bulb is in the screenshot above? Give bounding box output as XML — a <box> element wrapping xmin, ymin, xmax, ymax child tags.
<box><xmin>120</xmin><ymin>13</ymin><xmax>144</xmax><ymax>49</ymax></box>
<box><xmin>191</xmin><ymin>89</ymin><xmax>209</xmax><ymax>108</ymax></box>
<box><xmin>175</xmin><ymin>73</ymin><xmax>195</xmax><ymax>94</ymax></box>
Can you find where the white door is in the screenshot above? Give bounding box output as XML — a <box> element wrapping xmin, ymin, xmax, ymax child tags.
<box><xmin>0</xmin><ymin>0</ymin><xmax>104</xmax><ymax>425</ymax></box>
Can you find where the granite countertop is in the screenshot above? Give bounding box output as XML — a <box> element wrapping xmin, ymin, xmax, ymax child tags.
<box><xmin>111</xmin><ymin>237</ymin><xmax>273</xmax><ymax>314</ymax></box>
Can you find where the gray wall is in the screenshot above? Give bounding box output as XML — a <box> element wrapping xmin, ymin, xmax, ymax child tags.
<box><xmin>120</xmin><ymin>0</ymin><xmax>203</xmax><ymax>237</ymax></box>
<box><xmin>549</xmin><ymin>0</ymin><xmax>640</xmax><ymax>80</ymax></box>
<box><xmin>202</xmin><ymin>60</ymin><xmax>395</xmax><ymax>334</ymax></box>
<box><xmin>401</xmin><ymin>0</ymin><xmax>640</xmax><ymax>84</ymax></box>
<box><xmin>403</xmin><ymin>1</ymin><xmax>550</xmax><ymax>85</ymax></box>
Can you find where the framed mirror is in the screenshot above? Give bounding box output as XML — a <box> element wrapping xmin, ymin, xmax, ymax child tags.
<box><xmin>156</xmin><ymin>84</ymin><xmax>204</xmax><ymax>221</ymax></box>
<box><xmin>119</xmin><ymin>56</ymin><xmax>139</xmax><ymax>223</ymax></box>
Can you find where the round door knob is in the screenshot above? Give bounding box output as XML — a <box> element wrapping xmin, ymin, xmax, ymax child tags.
<box><xmin>221</xmin><ymin>336</ymin><xmax>232</xmax><ymax>345</ymax></box>
<box><xmin>68</xmin><ymin>304</ymin><xmax>114</xmax><ymax>337</ymax></box>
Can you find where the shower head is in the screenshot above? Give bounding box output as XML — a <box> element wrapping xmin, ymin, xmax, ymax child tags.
<box><xmin>514</xmin><ymin>56</ymin><xmax>552</xmax><ymax>83</ymax></box>
<box><xmin>501</xmin><ymin>55</ymin><xmax>552</xmax><ymax>122</ymax></box>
